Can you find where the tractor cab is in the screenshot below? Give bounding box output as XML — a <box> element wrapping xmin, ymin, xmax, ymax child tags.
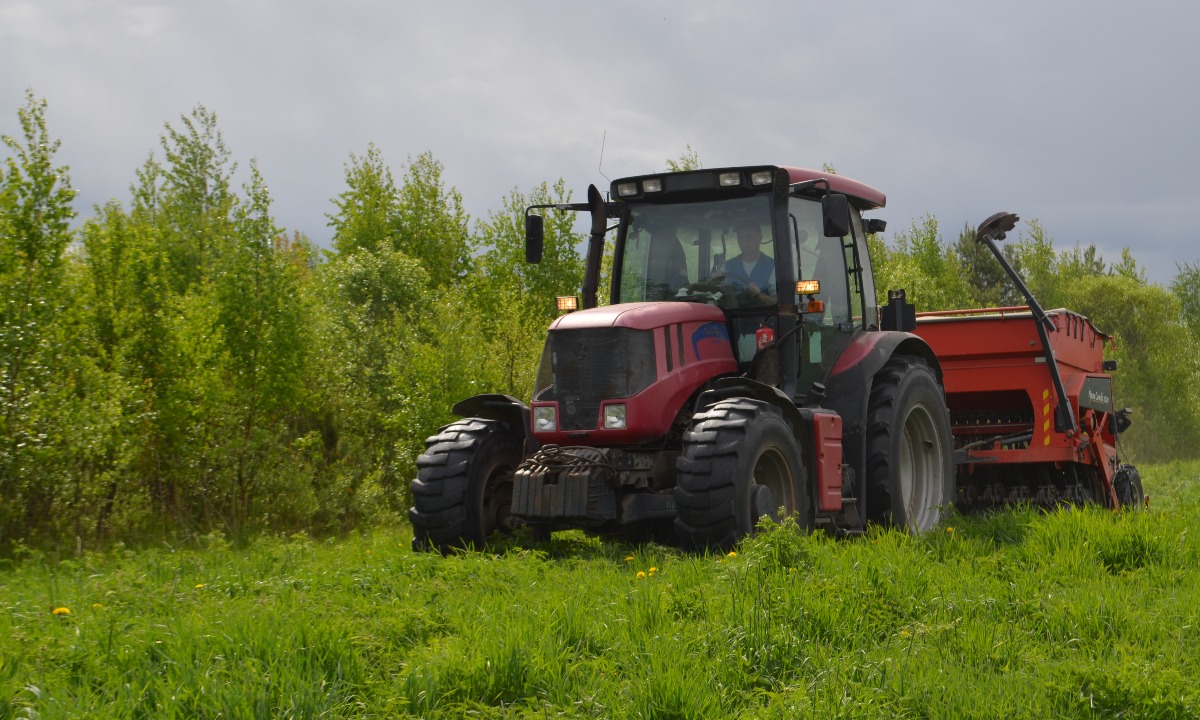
<box><xmin>604</xmin><ymin>166</ymin><xmax>886</xmax><ymax>397</ymax></box>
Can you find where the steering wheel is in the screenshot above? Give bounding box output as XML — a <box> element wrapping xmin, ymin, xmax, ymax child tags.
<box><xmin>676</xmin><ymin>279</ymin><xmax>739</xmax><ymax>308</ymax></box>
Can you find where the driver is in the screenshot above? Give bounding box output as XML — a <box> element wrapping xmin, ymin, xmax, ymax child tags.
<box><xmin>721</xmin><ymin>222</ymin><xmax>776</xmax><ymax>305</ymax></box>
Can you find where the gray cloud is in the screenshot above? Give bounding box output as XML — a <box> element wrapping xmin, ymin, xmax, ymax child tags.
<box><xmin>3</xmin><ymin>0</ymin><xmax>1195</xmax><ymax>283</ymax></box>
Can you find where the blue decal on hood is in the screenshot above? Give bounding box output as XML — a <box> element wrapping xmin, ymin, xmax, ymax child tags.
<box><xmin>691</xmin><ymin>322</ymin><xmax>729</xmax><ymax>359</ymax></box>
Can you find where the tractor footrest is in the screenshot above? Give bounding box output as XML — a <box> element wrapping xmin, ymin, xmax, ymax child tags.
<box><xmin>619</xmin><ymin>492</ymin><xmax>676</xmax><ymax>524</ymax></box>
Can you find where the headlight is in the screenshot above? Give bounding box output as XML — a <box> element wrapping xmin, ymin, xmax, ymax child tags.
<box><xmin>533</xmin><ymin>406</ymin><xmax>557</xmax><ymax>432</ymax></box>
<box><xmin>642</xmin><ymin>178</ymin><xmax>663</xmax><ymax>193</ymax></box>
<box><xmin>616</xmin><ymin>182</ymin><xmax>638</xmax><ymax>197</ymax></box>
<box><xmin>603</xmin><ymin>404</ymin><xmax>627</xmax><ymax>430</ymax></box>
<box><xmin>750</xmin><ymin>170</ymin><xmax>773</xmax><ymax>186</ymax></box>
<box><xmin>719</xmin><ymin>172</ymin><xmax>741</xmax><ymax>187</ymax></box>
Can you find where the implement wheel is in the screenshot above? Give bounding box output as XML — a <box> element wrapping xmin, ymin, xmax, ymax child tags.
<box><xmin>409</xmin><ymin>418</ymin><xmax>520</xmax><ymax>552</ymax></box>
<box><xmin>865</xmin><ymin>356</ymin><xmax>954</xmax><ymax>533</ymax></box>
<box><xmin>674</xmin><ymin>398</ymin><xmax>810</xmax><ymax>550</ymax></box>
<box><xmin>1114</xmin><ymin>464</ymin><xmax>1145</xmax><ymax>509</ymax></box>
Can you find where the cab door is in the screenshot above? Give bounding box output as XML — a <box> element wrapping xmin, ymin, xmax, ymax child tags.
<box><xmin>790</xmin><ymin>196</ymin><xmax>857</xmax><ymax>394</ymax></box>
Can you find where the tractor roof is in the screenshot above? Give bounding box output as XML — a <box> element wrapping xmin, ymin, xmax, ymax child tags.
<box><xmin>610</xmin><ymin>165</ymin><xmax>886</xmax><ymax>210</ymax></box>
<box><xmin>780</xmin><ymin>167</ymin><xmax>886</xmax><ymax>210</ymax></box>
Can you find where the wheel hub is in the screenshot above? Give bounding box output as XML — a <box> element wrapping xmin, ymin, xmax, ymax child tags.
<box><xmin>752</xmin><ymin>484</ymin><xmax>776</xmax><ymax>521</ymax></box>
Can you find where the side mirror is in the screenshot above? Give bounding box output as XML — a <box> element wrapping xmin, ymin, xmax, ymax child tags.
<box><xmin>525</xmin><ymin>213</ymin><xmax>544</xmax><ymax>264</ymax></box>
<box><xmin>822</xmin><ymin>194</ymin><xmax>851</xmax><ymax>238</ymax></box>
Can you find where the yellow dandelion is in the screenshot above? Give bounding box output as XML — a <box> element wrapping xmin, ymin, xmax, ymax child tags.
<box><xmin>899</xmin><ymin>628</ymin><xmax>911</xmax><ymax>638</ymax></box>
<box><xmin>194</xmin><ymin>583</ymin><xmax>205</xmax><ymax>589</ymax></box>
<box><xmin>365</xmin><ymin>549</ymin><xmax>372</xmax><ymax>556</ymax></box>
<box><xmin>945</xmin><ymin>526</ymin><xmax>955</xmax><ymax>534</ymax></box>
<box><xmin>636</xmin><ymin>571</ymin><xmax>646</xmax><ymax>579</ymax></box>
<box><xmin>52</xmin><ymin>607</ymin><xmax>71</xmax><ymax>616</ymax></box>
<box><xmin>727</xmin><ymin>551</ymin><xmax>737</xmax><ymax>558</ymax></box>
<box><xmin>91</xmin><ymin>603</ymin><xmax>104</xmax><ymax>610</ymax></box>
<box><xmin>624</xmin><ymin>555</ymin><xmax>635</xmax><ymax>562</ymax></box>
<box><xmin>649</xmin><ymin>566</ymin><xmax>658</xmax><ymax>573</ymax></box>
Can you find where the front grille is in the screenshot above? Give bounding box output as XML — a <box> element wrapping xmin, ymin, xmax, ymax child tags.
<box><xmin>541</xmin><ymin>328</ymin><xmax>656</xmax><ymax>430</ymax></box>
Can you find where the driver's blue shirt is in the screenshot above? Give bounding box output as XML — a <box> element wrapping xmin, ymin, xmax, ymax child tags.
<box><xmin>723</xmin><ymin>255</ymin><xmax>776</xmax><ymax>293</ymax></box>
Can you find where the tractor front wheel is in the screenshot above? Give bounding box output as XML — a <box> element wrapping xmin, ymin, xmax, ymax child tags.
<box><xmin>409</xmin><ymin>418</ymin><xmax>521</xmax><ymax>552</ymax></box>
<box><xmin>865</xmin><ymin>356</ymin><xmax>955</xmax><ymax>533</ymax></box>
<box><xmin>674</xmin><ymin>399</ymin><xmax>810</xmax><ymax>550</ymax></box>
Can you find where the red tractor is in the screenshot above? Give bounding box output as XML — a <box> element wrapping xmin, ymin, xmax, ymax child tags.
<box><xmin>410</xmin><ymin>166</ymin><xmax>1139</xmax><ymax>551</ymax></box>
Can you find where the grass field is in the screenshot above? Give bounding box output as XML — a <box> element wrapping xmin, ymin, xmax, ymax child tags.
<box><xmin>2</xmin><ymin>460</ymin><xmax>1198</xmax><ymax>719</ymax></box>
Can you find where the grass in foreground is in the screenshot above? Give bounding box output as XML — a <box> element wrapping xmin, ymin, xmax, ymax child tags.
<box><xmin>2</xmin><ymin>460</ymin><xmax>1198</xmax><ymax>719</ymax></box>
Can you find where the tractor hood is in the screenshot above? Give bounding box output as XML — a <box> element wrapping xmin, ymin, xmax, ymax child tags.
<box><xmin>549</xmin><ymin>301</ymin><xmax>727</xmax><ymax>331</ymax></box>
<box><xmin>533</xmin><ymin>301</ymin><xmax>736</xmax><ymax>445</ymax></box>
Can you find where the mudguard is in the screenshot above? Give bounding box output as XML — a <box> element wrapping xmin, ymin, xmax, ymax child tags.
<box><xmin>695</xmin><ymin>376</ymin><xmax>806</xmax><ymax>432</ymax></box>
<box><xmin>452</xmin><ymin>394</ymin><xmax>538</xmax><ymax>455</ymax></box>
<box><xmin>695</xmin><ymin>376</ymin><xmax>815</xmax><ymax>483</ymax></box>
<box><xmin>693</xmin><ymin>377</ymin><xmax>843</xmax><ymax>520</ymax></box>
<box><xmin>822</xmin><ymin>331</ymin><xmax>942</xmax><ymax>512</ymax></box>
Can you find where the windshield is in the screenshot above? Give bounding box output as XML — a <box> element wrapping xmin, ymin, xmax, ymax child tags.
<box><xmin>616</xmin><ymin>195</ymin><xmax>775</xmax><ymax>308</ymax></box>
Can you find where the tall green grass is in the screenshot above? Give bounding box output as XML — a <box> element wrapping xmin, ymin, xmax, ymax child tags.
<box><xmin>2</xmin><ymin>460</ymin><xmax>1197</xmax><ymax>718</ymax></box>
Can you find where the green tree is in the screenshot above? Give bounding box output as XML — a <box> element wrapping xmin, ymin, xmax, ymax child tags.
<box><xmin>319</xmin><ymin>146</ymin><xmax>453</xmax><ymax>523</ymax></box>
<box><xmin>476</xmin><ymin>179</ymin><xmax>585</xmax><ymax>317</ymax></box>
<box><xmin>74</xmin><ymin>202</ymin><xmax>164</xmax><ymax>541</ymax></box>
<box><xmin>952</xmin><ymin>223</ymin><xmax>1023</xmax><ymax>307</ymax></box>
<box><xmin>324</xmin><ymin>145</ymin><xmax>459</xmax><ymax>321</ymax></box>
<box><xmin>471</xmin><ymin>179</ymin><xmax>585</xmax><ymax>396</ymax></box>
<box><xmin>1057</xmin><ymin>274</ymin><xmax>1200</xmax><ymax>461</ymax></box>
<box><xmin>1005</xmin><ymin>220</ymin><xmax>1059</xmax><ymax>305</ymax></box>
<box><xmin>314</xmin><ymin>247</ymin><xmax>430</xmax><ymax>525</ymax></box>
<box><xmin>207</xmin><ymin>163</ymin><xmax>315</xmax><ymax>535</ymax></box>
<box><xmin>135</xmin><ymin>106</ymin><xmax>237</xmax><ymax>294</ymax></box>
<box><xmin>328</xmin><ymin>143</ymin><xmax>399</xmax><ymax>256</ymax></box>
<box><xmin>1057</xmin><ymin>243</ymin><xmax>1108</xmax><ymax>286</ymax></box>
<box><xmin>872</xmin><ymin>214</ymin><xmax>972</xmax><ymax>311</ymax></box>
<box><xmin>119</xmin><ymin>106</ymin><xmax>245</xmax><ymax>531</ymax></box>
<box><xmin>74</xmin><ymin>106</ymin><xmax>325</xmax><ymax>539</ymax></box>
<box><xmin>1173</xmin><ymin>261</ymin><xmax>1200</xmax><ymax>336</ymax></box>
<box><xmin>0</xmin><ymin>92</ymin><xmax>77</xmax><ymax>545</ymax></box>
<box><xmin>394</xmin><ymin>152</ymin><xmax>472</xmax><ymax>286</ymax></box>
<box><xmin>666</xmin><ymin>144</ymin><xmax>702</xmax><ymax>172</ymax></box>
<box><xmin>1110</xmin><ymin>248</ymin><xmax>1145</xmax><ymax>283</ymax></box>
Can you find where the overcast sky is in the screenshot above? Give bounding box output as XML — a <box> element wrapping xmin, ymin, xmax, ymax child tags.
<box><xmin>3</xmin><ymin>0</ymin><xmax>1197</xmax><ymax>285</ymax></box>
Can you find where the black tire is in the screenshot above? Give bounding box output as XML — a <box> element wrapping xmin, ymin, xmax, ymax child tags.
<box><xmin>674</xmin><ymin>399</ymin><xmax>810</xmax><ymax>550</ymax></box>
<box><xmin>865</xmin><ymin>356</ymin><xmax>954</xmax><ymax>533</ymax></box>
<box><xmin>409</xmin><ymin>418</ymin><xmax>521</xmax><ymax>552</ymax></box>
<box><xmin>1114</xmin><ymin>464</ymin><xmax>1144</xmax><ymax>509</ymax></box>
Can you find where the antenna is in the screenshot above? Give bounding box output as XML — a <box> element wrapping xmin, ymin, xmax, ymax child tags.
<box><xmin>597</xmin><ymin>130</ymin><xmax>610</xmax><ymax>182</ymax></box>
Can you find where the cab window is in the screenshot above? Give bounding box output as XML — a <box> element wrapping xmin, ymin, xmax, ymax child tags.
<box><xmin>788</xmin><ymin>196</ymin><xmax>850</xmax><ymax>325</ymax></box>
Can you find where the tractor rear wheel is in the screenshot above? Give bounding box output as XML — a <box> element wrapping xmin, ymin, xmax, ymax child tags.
<box><xmin>865</xmin><ymin>356</ymin><xmax>954</xmax><ymax>533</ymax></box>
<box><xmin>674</xmin><ymin>398</ymin><xmax>810</xmax><ymax>550</ymax></box>
<box><xmin>409</xmin><ymin>418</ymin><xmax>521</xmax><ymax>552</ymax></box>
